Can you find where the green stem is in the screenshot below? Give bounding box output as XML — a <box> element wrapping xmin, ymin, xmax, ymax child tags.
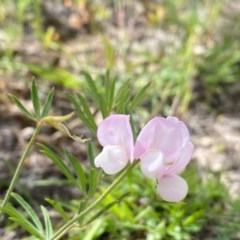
<box><xmin>51</xmin><ymin>160</ymin><xmax>139</xmax><ymax>240</ymax></box>
<box><xmin>0</xmin><ymin>122</ymin><xmax>42</xmax><ymax>218</ymax></box>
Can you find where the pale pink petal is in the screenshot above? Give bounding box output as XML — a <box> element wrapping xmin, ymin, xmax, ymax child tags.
<box><xmin>166</xmin><ymin>141</ymin><xmax>194</xmax><ymax>175</ymax></box>
<box><xmin>134</xmin><ymin>117</ymin><xmax>189</xmax><ymax>160</ymax></box>
<box><xmin>157</xmin><ymin>174</ymin><xmax>188</xmax><ymax>202</ymax></box>
<box><xmin>134</xmin><ymin>117</ymin><xmax>159</xmax><ymax>158</ymax></box>
<box><xmin>94</xmin><ymin>145</ymin><xmax>128</xmax><ymax>174</ymax></box>
<box><xmin>167</xmin><ymin>116</ymin><xmax>190</xmax><ymax>141</ymax></box>
<box><xmin>140</xmin><ymin>150</ymin><xmax>165</xmax><ymax>178</ymax></box>
<box><xmin>97</xmin><ymin>115</ymin><xmax>134</xmax><ymax>160</ymax></box>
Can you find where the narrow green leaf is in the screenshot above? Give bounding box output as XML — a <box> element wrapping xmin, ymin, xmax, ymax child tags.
<box><xmin>66</xmin><ymin>93</ymin><xmax>87</xmax><ymax>121</ymax></box>
<box><xmin>129</xmin><ymin>82</ymin><xmax>150</xmax><ymax>111</ymax></box>
<box><xmin>31</xmin><ymin>79</ymin><xmax>41</xmax><ymax>118</ymax></box>
<box><xmin>41</xmin><ymin>88</ymin><xmax>55</xmax><ymax>117</ymax></box>
<box><xmin>10</xmin><ymin>217</ymin><xmax>43</xmax><ymax>238</ymax></box>
<box><xmin>66</xmin><ymin>93</ymin><xmax>96</xmax><ymax>135</ymax></box>
<box><xmin>104</xmin><ymin>70</ymin><xmax>110</xmax><ymax>89</ymax></box>
<box><xmin>86</xmin><ymin>192</ymin><xmax>129</xmax><ymax>225</ymax></box>
<box><xmin>88</xmin><ymin>168</ymin><xmax>99</xmax><ymax>197</ymax></box>
<box><xmin>11</xmin><ymin>193</ymin><xmax>43</xmax><ymax>233</ymax></box>
<box><xmin>45</xmin><ymin>198</ymin><xmax>70</xmax><ymax>222</ymax></box>
<box><xmin>98</xmin><ymin>96</ymin><xmax>108</xmax><ymax>118</ymax></box>
<box><xmin>114</xmin><ymin>79</ymin><xmax>131</xmax><ymax>113</ymax></box>
<box><xmin>82</xmin><ymin>218</ymin><xmax>105</xmax><ymax>240</ymax></box>
<box><xmin>103</xmin><ymin>70</ymin><xmax>111</xmax><ymax>111</ymax></box>
<box><xmin>2</xmin><ymin>202</ymin><xmax>43</xmax><ymax>238</ymax></box>
<box><xmin>77</xmin><ymin>94</ymin><xmax>97</xmax><ymax>133</ymax></box>
<box><xmin>65</xmin><ymin>151</ymin><xmax>87</xmax><ymax>192</ymax></box>
<box><xmin>183</xmin><ymin>209</ymin><xmax>205</xmax><ymax>226</ymax></box>
<box><xmin>83</xmin><ymin>71</ymin><xmax>109</xmax><ymax>117</ymax></box>
<box><xmin>103</xmin><ymin>36</ymin><xmax>115</xmax><ymax>68</ymax></box>
<box><xmin>39</xmin><ymin>144</ymin><xmax>76</xmax><ymax>185</ymax></box>
<box><xmin>87</xmin><ymin>143</ymin><xmax>95</xmax><ymax>168</ymax></box>
<box><xmin>99</xmin><ymin>70</ymin><xmax>116</xmax><ymax>117</ymax></box>
<box><xmin>41</xmin><ymin>206</ymin><xmax>53</xmax><ymax>240</ymax></box>
<box><xmin>128</xmin><ymin>111</ymin><xmax>137</xmax><ymax>141</ymax></box>
<box><xmin>77</xmin><ymin>200</ymin><xmax>87</xmax><ymax>215</ymax></box>
<box><xmin>105</xmin><ymin>76</ymin><xmax>116</xmax><ymax>113</ymax></box>
<box><xmin>27</xmin><ymin>64</ymin><xmax>82</xmax><ymax>88</ymax></box>
<box><xmin>86</xmin><ymin>201</ymin><xmax>117</xmax><ymax>225</ymax></box>
<box><xmin>9</xmin><ymin>94</ymin><xmax>36</xmax><ymax>121</ymax></box>
<box><xmin>77</xmin><ymin>200</ymin><xmax>87</xmax><ymax>224</ymax></box>
<box><xmin>0</xmin><ymin>202</ymin><xmax>20</xmax><ymax>219</ymax></box>
<box><xmin>82</xmin><ymin>71</ymin><xmax>99</xmax><ymax>105</ymax></box>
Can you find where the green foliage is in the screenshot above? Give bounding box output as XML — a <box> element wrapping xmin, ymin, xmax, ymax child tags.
<box><xmin>1</xmin><ymin>193</ymin><xmax>44</xmax><ymax>239</ymax></box>
<box><xmin>41</xmin><ymin>206</ymin><xmax>53</xmax><ymax>240</ymax></box>
<box><xmin>31</xmin><ymin>79</ymin><xmax>41</xmax><ymax>118</ymax></box>
<box><xmin>65</xmin><ymin>151</ymin><xmax>87</xmax><ymax>192</ymax></box>
<box><xmin>68</xmin><ymin>71</ymin><xmax>149</xmax><ymax>134</ymax></box>
<box><xmin>45</xmin><ymin>198</ymin><xmax>70</xmax><ymax>222</ymax></box>
<box><xmin>2</xmin><ymin>0</ymin><xmax>240</xmax><ymax>239</ymax></box>
<box><xmin>88</xmin><ymin>169</ymin><xmax>99</xmax><ymax>198</ymax></box>
<box><xmin>1</xmin><ymin>193</ymin><xmax>66</xmax><ymax>240</ymax></box>
<box><xmin>39</xmin><ymin>144</ymin><xmax>87</xmax><ymax>192</ymax></box>
<box><xmin>11</xmin><ymin>193</ymin><xmax>43</xmax><ymax>234</ymax></box>
<box><xmin>198</xmin><ymin>41</ymin><xmax>240</xmax><ymax>86</ymax></box>
<box><xmin>27</xmin><ymin>64</ymin><xmax>84</xmax><ymax>89</ymax></box>
<box><xmin>9</xmin><ymin>80</ymin><xmax>55</xmax><ymax>121</ymax></box>
<box><xmin>67</xmin><ymin>164</ymin><xmax>236</xmax><ymax>240</ymax></box>
<box><xmin>9</xmin><ymin>94</ymin><xmax>37</xmax><ymax>121</ymax></box>
<box><xmin>41</xmin><ymin>88</ymin><xmax>55</xmax><ymax>117</ymax></box>
<box><xmin>66</xmin><ymin>92</ymin><xmax>97</xmax><ymax>135</ymax></box>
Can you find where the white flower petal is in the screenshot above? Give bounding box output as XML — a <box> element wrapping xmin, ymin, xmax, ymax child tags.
<box><xmin>157</xmin><ymin>175</ymin><xmax>188</xmax><ymax>202</ymax></box>
<box><xmin>94</xmin><ymin>145</ymin><xmax>128</xmax><ymax>174</ymax></box>
<box><xmin>97</xmin><ymin>115</ymin><xmax>134</xmax><ymax>160</ymax></box>
<box><xmin>140</xmin><ymin>150</ymin><xmax>165</xmax><ymax>178</ymax></box>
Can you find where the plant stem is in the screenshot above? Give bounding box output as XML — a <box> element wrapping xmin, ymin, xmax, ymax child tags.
<box><xmin>51</xmin><ymin>160</ymin><xmax>139</xmax><ymax>240</ymax></box>
<box><xmin>0</xmin><ymin>122</ymin><xmax>42</xmax><ymax>219</ymax></box>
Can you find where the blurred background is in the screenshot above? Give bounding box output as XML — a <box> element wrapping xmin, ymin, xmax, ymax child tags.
<box><xmin>0</xmin><ymin>0</ymin><xmax>240</xmax><ymax>239</ymax></box>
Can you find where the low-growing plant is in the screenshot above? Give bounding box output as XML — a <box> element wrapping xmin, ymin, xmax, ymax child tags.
<box><xmin>0</xmin><ymin>75</ymin><xmax>196</xmax><ymax>240</ymax></box>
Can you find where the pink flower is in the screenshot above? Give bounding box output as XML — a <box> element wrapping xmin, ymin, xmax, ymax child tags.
<box><xmin>134</xmin><ymin>116</ymin><xmax>194</xmax><ymax>202</ymax></box>
<box><xmin>94</xmin><ymin>114</ymin><xmax>134</xmax><ymax>174</ymax></box>
<box><xmin>94</xmin><ymin>114</ymin><xmax>194</xmax><ymax>202</ymax></box>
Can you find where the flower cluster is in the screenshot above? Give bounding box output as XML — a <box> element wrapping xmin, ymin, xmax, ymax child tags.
<box><xmin>94</xmin><ymin>114</ymin><xmax>194</xmax><ymax>202</ymax></box>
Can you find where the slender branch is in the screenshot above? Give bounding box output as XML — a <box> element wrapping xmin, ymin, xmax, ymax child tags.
<box><xmin>51</xmin><ymin>161</ymin><xmax>139</xmax><ymax>240</ymax></box>
<box><xmin>0</xmin><ymin>122</ymin><xmax>42</xmax><ymax>219</ymax></box>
